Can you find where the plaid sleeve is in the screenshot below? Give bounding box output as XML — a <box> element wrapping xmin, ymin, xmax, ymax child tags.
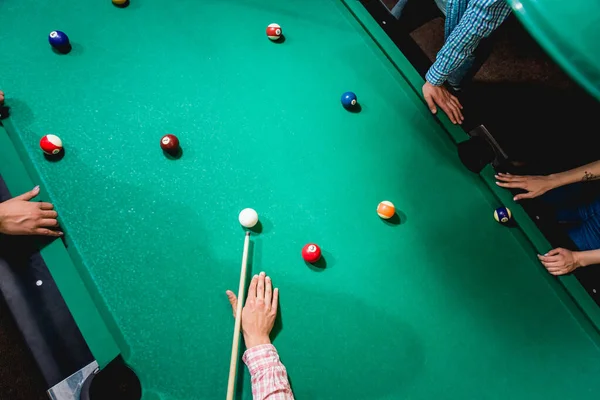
<box><xmin>243</xmin><ymin>344</ymin><xmax>294</xmax><ymax>400</ymax></box>
<box><xmin>425</xmin><ymin>0</ymin><xmax>511</xmax><ymax>85</ymax></box>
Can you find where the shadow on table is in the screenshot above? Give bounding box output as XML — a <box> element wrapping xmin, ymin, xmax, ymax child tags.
<box><xmin>278</xmin><ymin>284</ymin><xmax>423</xmax><ymax>400</ymax></box>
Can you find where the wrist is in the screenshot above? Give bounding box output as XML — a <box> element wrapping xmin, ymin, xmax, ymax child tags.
<box><xmin>575</xmin><ymin>251</ymin><xmax>588</xmax><ymax>268</ymax></box>
<box><xmin>0</xmin><ymin>212</ymin><xmax>6</xmax><ymax>234</ymax></box>
<box><xmin>547</xmin><ymin>173</ymin><xmax>567</xmax><ymax>190</ymax></box>
<box><xmin>425</xmin><ymin>65</ymin><xmax>445</xmax><ymax>86</ymax></box>
<box><xmin>244</xmin><ymin>334</ymin><xmax>271</xmax><ymax>349</ymax></box>
<box><xmin>424</xmin><ymin>80</ymin><xmax>441</xmax><ymax>88</ymax></box>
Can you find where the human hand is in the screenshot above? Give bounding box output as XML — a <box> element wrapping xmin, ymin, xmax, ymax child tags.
<box><xmin>0</xmin><ymin>90</ymin><xmax>4</xmax><ymax>104</ymax></box>
<box><xmin>495</xmin><ymin>173</ymin><xmax>555</xmax><ymax>201</ymax></box>
<box><xmin>0</xmin><ymin>186</ymin><xmax>62</xmax><ymax>237</ymax></box>
<box><xmin>422</xmin><ymin>81</ymin><xmax>464</xmax><ymax>124</ymax></box>
<box><xmin>226</xmin><ymin>271</ymin><xmax>279</xmax><ymax>349</ymax></box>
<box><xmin>538</xmin><ymin>248</ymin><xmax>581</xmax><ymax>276</ymax></box>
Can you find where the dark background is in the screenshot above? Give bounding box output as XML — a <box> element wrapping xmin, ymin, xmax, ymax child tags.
<box><xmin>0</xmin><ymin>284</ymin><xmax>47</xmax><ymax>399</ymax></box>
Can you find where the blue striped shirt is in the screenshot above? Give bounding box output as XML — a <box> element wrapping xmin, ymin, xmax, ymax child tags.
<box><xmin>425</xmin><ymin>0</ymin><xmax>512</xmax><ymax>86</ymax></box>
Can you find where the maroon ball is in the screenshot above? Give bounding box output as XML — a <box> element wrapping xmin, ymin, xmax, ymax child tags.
<box><xmin>160</xmin><ymin>134</ymin><xmax>180</xmax><ymax>152</ymax></box>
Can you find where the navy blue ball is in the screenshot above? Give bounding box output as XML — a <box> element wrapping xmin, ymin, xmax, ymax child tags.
<box><xmin>49</xmin><ymin>30</ymin><xmax>69</xmax><ymax>48</ymax></box>
<box><xmin>341</xmin><ymin>92</ymin><xmax>358</xmax><ymax>109</ymax></box>
<box><xmin>494</xmin><ymin>206</ymin><xmax>512</xmax><ymax>224</ymax></box>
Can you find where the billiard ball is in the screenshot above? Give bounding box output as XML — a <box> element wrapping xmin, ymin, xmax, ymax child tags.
<box><xmin>160</xmin><ymin>134</ymin><xmax>180</xmax><ymax>152</ymax></box>
<box><xmin>266</xmin><ymin>23</ymin><xmax>282</xmax><ymax>41</ymax></box>
<box><xmin>40</xmin><ymin>134</ymin><xmax>63</xmax><ymax>155</ymax></box>
<box><xmin>377</xmin><ymin>201</ymin><xmax>395</xmax><ymax>219</ymax></box>
<box><xmin>302</xmin><ymin>243</ymin><xmax>321</xmax><ymax>263</ymax></box>
<box><xmin>341</xmin><ymin>92</ymin><xmax>358</xmax><ymax>109</ymax></box>
<box><xmin>239</xmin><ymin>208</ymin><xmax>259</xmax><ymax>228</ymax></box>
<box><xmin>112</xmin><ymin>0</ymin><xmax>128</xmax><ymax>5</ymax></box>
<box><xmin>494</xmin><ymin>206</ymin><xmax>512</xmax><ymax>224</ymax></box>
<box><xmin>48</xmin><ymin>31</ymin><xmax>69</xmax><ymax>49</ymax></box>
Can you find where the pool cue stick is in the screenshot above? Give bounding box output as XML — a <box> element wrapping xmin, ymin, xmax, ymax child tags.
<box><xmin>226</xmin><ymin>231</ymin><xmax>251</xmax><ymax>400</ymax></box>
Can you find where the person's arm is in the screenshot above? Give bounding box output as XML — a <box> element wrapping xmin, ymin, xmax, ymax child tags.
<box><xmin>226</xmin><ymin>272</ymin><xmax>294</xmax><ymax>400</ymax></box>
<box><xmin>496</xmin><ymin>160</ymin><xmax>600</xmax><ymax>201</ymax></box>
<box><xmin>538</xmin><ymin>248</ymin><xmax>600</xmax><ymax>276</ymax></box>
<box><xmin>425</xmin><ymin>0</ymin><xmax>511</xmax><ymax>86</ymax></box>
<box><xmin>579</xmin><ymin>249</ymin><xmax>600</xmax><ymax>267</ymax></box>
<box><xmin>242</xmin><ymin>343</ymin><xmax>293</xmax><ymax>400</ymax></box>
<box><xmin>0</xmin><ymin>186</ymin><xmax>62</xmax><ymax>236</ymax></box>
<box><xmin>422</xmin><ymin>0</ymin><xmax>510</xmax><ymax>124</ymax></box>
<box><xmin>548</xmin><ymin>160</ymin><xmax>600</xmax><ymax>187</ymax></box>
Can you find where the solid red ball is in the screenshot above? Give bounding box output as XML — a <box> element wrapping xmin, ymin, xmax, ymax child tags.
<box><xmin>302</xmin><ymin>243</ymin><xmax>321</xmax><ymax>263</ymax></box>
<box><xmin>160</xmin><ymin>134</ymin><xmax>179</xmax><ymax>152</ymax></box>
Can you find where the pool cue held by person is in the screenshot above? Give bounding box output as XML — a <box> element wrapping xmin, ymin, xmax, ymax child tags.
<box><xmin>226</xmin><ymin>271</ymin><xmax>294</xmax><ymax>399</ymax></box>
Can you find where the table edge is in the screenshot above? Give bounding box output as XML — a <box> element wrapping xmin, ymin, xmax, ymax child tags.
<box><xmin>0</xmin><ymin>122</ymin><xmax>120</xmax><ymax>368</ymax></box>
<box><xmin>343</xmin><ymin>0</ymin><xmax>600</xmax><ymax>342</ymax></box>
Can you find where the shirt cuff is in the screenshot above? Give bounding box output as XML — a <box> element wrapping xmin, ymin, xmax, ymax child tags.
<box><xmin>242</xmin><ymin>344</ymin><xmax>281</xmax><ymax>376</ymax></box>
<box><xmin>425</xmin><ymin>63</ymin><xmax>447</xmax><ymax>86</ymax></box>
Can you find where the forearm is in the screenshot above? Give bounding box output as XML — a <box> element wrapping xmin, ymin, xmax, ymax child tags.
<box><xmin>243</xmin><ymin>344</ymin><xmax>294</xmax><ymax>400</ymax></box>
<box><xmin>549</xmin><ymin>160</ymin><xmax>600</xmax><ymax>189</ymax></box>
<box><xmin>577</xmin><ymin>249</ymin><xmax>600</xmax><ymax>267</ymax></box>
<box><xmin>425</xmin><ymin>26</ymin><xmax>480</xmax><ymax>86</ymax></box>
<box><xmin>426</xmin><ymin>1</ymin><xmax>510</xmax><ymax>85</ymax></box>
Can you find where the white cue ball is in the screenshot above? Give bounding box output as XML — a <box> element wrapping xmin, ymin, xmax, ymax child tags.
<box><xmin>239</xmin><ymin>208</ymin><xmax>259</xmax><ymax>228</ymax></box>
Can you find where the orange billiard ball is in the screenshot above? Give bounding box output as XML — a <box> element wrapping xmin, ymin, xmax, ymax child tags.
<box><xmin>377</xmin><ymin>201</ymin><xmax>395</xmax><ymax>219</ymax></box>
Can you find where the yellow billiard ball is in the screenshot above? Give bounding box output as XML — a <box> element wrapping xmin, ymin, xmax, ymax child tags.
<box><xmin>112</xmin><ymin>0</ymin><xmax>128</xmax><ymax>5</ymax></box>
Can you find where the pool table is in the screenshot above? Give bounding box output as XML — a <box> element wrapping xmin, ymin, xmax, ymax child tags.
<box><xmin>1</xmin><ymin>0</ymin><xmax>600</xmax><ymax>399</ymax></box>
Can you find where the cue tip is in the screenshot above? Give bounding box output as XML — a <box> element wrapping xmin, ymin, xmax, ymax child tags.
<box><xmin>245</xmin><ymin>231</ymin><xmax>251</xmax><ymax>237</ymax></box>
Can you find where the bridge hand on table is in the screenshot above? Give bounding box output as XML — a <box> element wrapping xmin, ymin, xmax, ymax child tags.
<box><xmin>422</xmin><ymin>82</ymin><xmax>464</xmax><ymax>125</ymax></box>
<box><xmin>0</xmin><ymin>186</ymin><xmax>62</xmax><ymax>237</ymax></box>
<box><xmin>226</xmin><ymin>271</ymin><xmax>279</xmax><ymax>349</ymax></box>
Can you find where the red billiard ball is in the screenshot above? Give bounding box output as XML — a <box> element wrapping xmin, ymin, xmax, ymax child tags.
<box><xmin>160</xmin><ymin>134</ymin><xmax>179</xmax><ymax>152</ymax></box>
<box><xmin>302</xmin><ymin>243</ymin><xmax>321</xmax><ymax>263</ymax></box>
<box><xmin>40</xmin><ymin>134</ymin><xmax>63</xmax><ymax>155</ymax></box>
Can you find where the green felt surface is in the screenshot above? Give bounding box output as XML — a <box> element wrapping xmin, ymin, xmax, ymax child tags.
<box><xmin>0</xmin><ymin>124</ymin><xmax>121</xmax><ymax>369</ymax></box>
<box><xmin>1</xmin><ymin>0</ymin><xmax>600</xmax><ymax>399</ymax></box>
